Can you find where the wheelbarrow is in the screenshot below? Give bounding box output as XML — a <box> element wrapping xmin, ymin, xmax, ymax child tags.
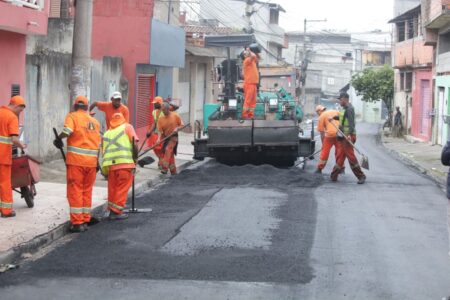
<box><xmin>11</xmin><ymin>154</ymin><xmax>40</xmax><ymax>208</ymax></box>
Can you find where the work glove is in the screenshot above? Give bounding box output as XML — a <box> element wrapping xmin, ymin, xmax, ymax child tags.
<box><xmin>332</xmin><ymin>115</ymin><xmax>340</xmax><ymax>120</ymax></box>
<box><xmin>146</xmin><ymin>131</ymin><xmax>152</xmax><ymax>138</ymax></box>
<box><xmin>96</xmin><ymin>162</ymin><xmax>101</xmax><ymax>173</ymax></box>
<box><xmin>53</xmin><ymin>139</ymin><xmax>64</xmax><ymax>149</ymax></box>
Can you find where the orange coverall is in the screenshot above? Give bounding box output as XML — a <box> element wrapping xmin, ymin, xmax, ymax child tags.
<box><xmin>242</xmin><ymin>54</ymin><xmax>259</xmax><ymax>119</ymax></box>
<box><xmin>106</xmin><ymin>123</ymin><xmax>138</xmax><ymax>215</ymax></box>
<box><xmin>63</xmin><ymin>111</ymin><xmax>101</xmax><ymax>225</ymax></box>
<box><xmin>157</xmin><ymin>111</ymin><xmax>183</xmax><ymax>174</ymax></box>
<box><xmin>96</xmin><ymin>102</ymin><xmax>129</xmax><ymax>129</ymax></box>
<box><xmin>0</xmin><ymin>106</ymin><xmax>19</xmax><ymax>216</ymax></box>
<box><xmin>316</xmin><ymin>110</ymin><xmax>341</xmax><ymax>170</ymax></box>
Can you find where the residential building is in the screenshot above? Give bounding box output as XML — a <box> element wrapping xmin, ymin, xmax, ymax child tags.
<box><xmin>198</xmin><ymin>0</ymin><xmax>286</xmax><ymax>66</ymax></box>
<box><xmin>390</xmin><ymin>5</ymin><xmax>433</xmax><ymax>141</ymax></box>
<box><xmin>423</xmin><ymin>0</ymin><xmax>450</xmax><ymax>145</ymax></box>
<box><xmin>0</xmin><ymin>0</ymin><xmax>49</xmax><ymax>105</ymax></box>
<box><xmin>181</xmin><ymin>21</ymin><xmax>228</xmax><ymax>125</ymax></box>
<box><xmin>350</xmin><ymin>31</ymin><xmax>392</xmax><ymax>124</ymax></box>
<box><xmin>284</xmin><ymin>32</ymin><xmax>355</xmax><ymax>117</ymax></box>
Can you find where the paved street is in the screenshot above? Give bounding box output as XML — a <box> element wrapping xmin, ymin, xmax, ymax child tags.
<box><xmin>1</xmin><ymin>124</ymin><xmax>449</xmax><ymax>300</ymax></box>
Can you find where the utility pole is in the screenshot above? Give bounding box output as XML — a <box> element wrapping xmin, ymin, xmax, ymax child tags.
<box><xmin>69</xmin><ymin>0</ymin><xmax>93</xmax><ymax>107</ymax></box>
<box><xmin>300</xmin><ymin>18</ymin><xmax>326</xmax><ymax>107</ymax></box>
<box><xmin>243</xmin><ymin>0</ymin><xmax>256</xmax><ymax>34</ymax></box>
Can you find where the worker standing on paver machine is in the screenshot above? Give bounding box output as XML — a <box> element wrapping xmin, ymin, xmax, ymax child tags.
<box><xmin>314</xmin><ymin>105</ymin><xmax>341</xmax><ymax>174</ymax></box>
<box><xmin>157</xmin><ymin>101</ymin><xmax>184</xmax><ymax>175</ymax></box>
<box><xmin>146</xmin><ymin>96</ymin><xmax>164</xmax><ymax>168</ymax></box>
<box><xmin>53</xmin><ymin>95</ymin><xmax>101</xmax><ymax>232</ymax></box>
<box><xmin>0</xmin><ymin>96</ymin><xmax>26</xmax><ymax>218</ymax></box>
<box><xmin>331</xmin><ymin>92</ymin><xmax>366</xmax><ymax>184</ymax></box>
<box><xmin>242</xmin><ymin>46</ymin><xmax>259</xmax><ymax>119</ymax></box>
<box><xmin>89</xmin><ymin>91</ymin><xmax>129</xmax><ymax>130</ymax></box>
<box><xmin>101</xmin><ymin>113</ymin><xmax>138</xmax><ymax>220</ymax></box>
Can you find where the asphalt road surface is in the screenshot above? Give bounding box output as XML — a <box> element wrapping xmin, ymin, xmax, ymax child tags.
<box><xmin>1</xmin><ymin>123</ymin><xmax>450</xmax><ymax>300</ymax></box>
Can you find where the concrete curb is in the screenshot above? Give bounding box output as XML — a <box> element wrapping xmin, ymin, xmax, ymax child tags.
<box><xmin>380</xmin><ymin>132</ymin><xmax>446</xmax><ymax>191</ymax></box>
<box><xmin>0</xmin><ymin>159</ymin><xmax>196</xmax><ymax>267</ymax></box>
<box><xmin>0</xmin><ymin>203</ymin><xmax>106</xmax><ymax>267</ymax></box>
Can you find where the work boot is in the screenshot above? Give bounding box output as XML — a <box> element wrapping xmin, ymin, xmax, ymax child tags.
<box><xmin>1</xmin><ymin>211</ymin><xmax>16</xmax><ymax>218</ymax></box>
<box><xmin>357</xmin><ymin>177</ymin><xmax>366</xmax><ymax>184</ymax></box>
<box><xmin>69</xmin><ymin>224</ymin><xmax>84</xmax><ymax>233</ymax></box>
<box><xmin>108</xmin><ymin>211</ymin><xmax>129</xmax><ymax>221</ymax></box>
<box><xmin>314</xmin><ymin>168</ymin><xmax>322</xmax><ymax>174</ymax></box>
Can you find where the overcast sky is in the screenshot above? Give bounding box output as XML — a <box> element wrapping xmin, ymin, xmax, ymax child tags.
<box><xmin>274</xmin><ymin>0</ymin><xmax>394</xmax><ymax>33</ymax></box>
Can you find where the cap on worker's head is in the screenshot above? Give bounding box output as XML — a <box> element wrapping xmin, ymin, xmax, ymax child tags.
<box><xmin>152</xmin><ymin>96</ymin><xmax>163</xmax><ymax>104</ymax></box>
<box><xmin>338</xmin><ymin>92</ymin><xmax>349</xmax><ymax>100</ymax></box>
<box><xmin>111</xmin><ymin>91</ymin><xmax>122</xmax><ymax>100</ymax></box>
<box><xmin>75</xmin><ymin>95</ymin><xmax>88</xmax><ymax>106</ymax></box>
<box><xmin>315</xmin><ymin>105</ymin><xmax>326</xmax><ymax>113</ymax></box>
<box><xmin>110</xmin><ymin>112</ymin><xmax>126</xmax><ymax>128</ymax></box>
<box><xmin>10</xmin><ymin>95</ymin><xmax>26</xmax><ymax>107</ymax></box>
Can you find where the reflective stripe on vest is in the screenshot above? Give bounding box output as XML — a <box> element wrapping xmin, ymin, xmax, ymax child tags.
<box><xmin>0</xmin><ymin>135</ymin><xmax>12</xmax><ymax>145</ymax></box>
<box><xmin>102</xmin><ymin>124</ymin><xmax>134</xmax><ymax>168</ymax></box>
<box><xmin>67</xmin><ymin>146</ymin><xmax>99</xmax><ymax>157</ymax></box>
<box><xmin>339</xmin><ymin>110</ymin><xmax>355</xmax><ymax>135</ymax></box>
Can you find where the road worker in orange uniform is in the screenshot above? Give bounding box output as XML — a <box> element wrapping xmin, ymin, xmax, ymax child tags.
<box><xmin>89</xmin><ymin>91</ymin><xmax>129</xmax><ymax>129</ymax></box>
<box><xmin>101</xmin><ymin>113</ymin><xmax>139</xmax><ymax>220</ymax></box>
<box><xmin>157</xmin><ymin>101</ymin><xmax>184</xmax><ymax>175</ymax></box>
<box><xmin>145</xmin><ymin>96</ymin><xmax>164</xmax><ymax>165</ymax></box>
<box><xmin>53</xmin><ymin>96</ymin><xmax>101</xmax><ymax>232</ymax></box>
<box><xmin>0</xmin><ymin>96</ymin><xmax>26</xmax><ymax>218</ymax></box>
<box><xmin>242</xmin><ymin>47</ymin><xmax>259</xmax><ymax>119</ymax></box>
<box><xmin>314</xmin><ymin>105</ymin><xmax>341</xmax><ymax>174</ymax></box>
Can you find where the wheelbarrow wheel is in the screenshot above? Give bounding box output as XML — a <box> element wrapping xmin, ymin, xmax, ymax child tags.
<box><xmin>20</xmin><ymin>186</ymin><xmax>34</xmax><ymax>208</ymax></box>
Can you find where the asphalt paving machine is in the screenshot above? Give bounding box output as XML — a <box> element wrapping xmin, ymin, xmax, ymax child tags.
<box><xmin>192</xmin><ymin>35</ymin><xmax>315</xmax><ymax>166</ymax></box>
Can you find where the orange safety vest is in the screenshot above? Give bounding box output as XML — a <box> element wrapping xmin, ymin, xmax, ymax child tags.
<box><xmin>63</xmin><ymin>111</ymin><xmax>101</xmax><ymax>168</ymax></box>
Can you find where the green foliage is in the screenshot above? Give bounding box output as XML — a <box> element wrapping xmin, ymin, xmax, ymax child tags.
<box><xmin>351</xmin><ymin>65</ymin><xmax>394</xmax><ymax>111</ymax></box>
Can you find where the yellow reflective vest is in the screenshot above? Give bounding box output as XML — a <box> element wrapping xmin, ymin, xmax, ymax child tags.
<box><xmin>101</xmin><ymin>124</ymin><xmax>134</xmax><ymax>175</ymax></box>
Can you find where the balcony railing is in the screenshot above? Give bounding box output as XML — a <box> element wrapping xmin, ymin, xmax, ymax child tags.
<box><xmin>1</xmin><ymin>0</ymin><xmax>41</xmax><ymax>10</ymax></box>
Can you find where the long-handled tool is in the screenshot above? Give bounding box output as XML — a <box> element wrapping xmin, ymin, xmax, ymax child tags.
<box><xmin>128</xmin><ymin>137</ymin><xmax>152</xmax><ymax>214</ymax></box>
<box><xmin>137</xmin><ymin>123</ymin><xmax>190</xmax><ymax>163</ymax></box>
<box><xmin>328</xmin><ymin>120</ymin><xmax>369</xmax><ymax>170</ymax></box>
<box><xmin>52</xmin><ymin>127</ymin><xmax>66</xmax><ymax>162</ymax></box>
<box><xmin>294</xmin><ymin>147</ymin><xmax>322</xmax><ymax>168</ymax></box>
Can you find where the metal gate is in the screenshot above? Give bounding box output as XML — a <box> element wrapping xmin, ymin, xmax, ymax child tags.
<box><xmin>136</xmin><ymin>74</ymin><xmax>155</xmax><ymax>137</ymax></box>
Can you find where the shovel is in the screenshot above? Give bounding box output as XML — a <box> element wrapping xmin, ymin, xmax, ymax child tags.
<box><xmin>328</xmin><ymin>119</ymin><xmax>369</xmax><ymax>170</ymax></box>
<box><xmin>137</xmin><ymin>123</ymin><xmax>190</xmax><ymax>167</ymax></box>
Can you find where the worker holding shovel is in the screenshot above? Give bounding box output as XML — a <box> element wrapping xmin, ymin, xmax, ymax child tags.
<box><xmin>330</xmin><ymin>92</ymin><xmax>366</xmax><ymax>184</ymax></box>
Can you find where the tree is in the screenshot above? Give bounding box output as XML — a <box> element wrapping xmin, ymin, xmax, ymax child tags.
<box><xmin>351</xmin><ymin>65</ymin><xmax>394</xmax><ymax>112</ymax></box>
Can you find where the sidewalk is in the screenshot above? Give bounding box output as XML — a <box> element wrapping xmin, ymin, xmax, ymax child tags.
<box><xmin>0</xmin><ymin>131</ymin><xmax>195</xmax><ymax>266</ymax></box>
<box><xmin>381</xmin><ymin>131</ymin><xmax>447</xmax><ymax>190</ymax></box>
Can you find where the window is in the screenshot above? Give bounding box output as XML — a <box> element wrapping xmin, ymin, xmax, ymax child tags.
<box><xmin>405</xmin><ymin>72</ymin><xmax>412</xmax><ymax>91</ymax></box>
<box><xmin>400</xmin><ymin>73</ymin><xmax>405</xmax><ymax>91</ymax></box>
<box><xmin>400</xmin><ymin>72</ymin><xmax>412</xmax><ymax>91</ymax></box>
<box><xmin>269</xmin><ymin>9</ymin><xmax>279</xmax><ymax>24</ymax></box>
<box><xmin>439</xmin><ymin>31</ymin><xmax>450</xmax><ymax>54</ymax></box>
<box><xmin>11</xmin><ymin>84</ymin><xmax>20</xmax><ymax>97</ymax></box>
<box><xmin>397</xmin><ymin>22</ymin><xmax>405</xmax><ymax>42</ymax></box>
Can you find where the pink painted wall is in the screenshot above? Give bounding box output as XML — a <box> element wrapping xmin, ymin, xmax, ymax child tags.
<box><xmin>92</xmin><ymin>0</ymin><xmax>154</xmax><ymax>125</ymax></box>
<box><xmin>0</xmin><ymin>1</ymin><xmax>49</xmax><ymax>35</ymax></box>
<box><xmin>0</xmin><ymin>30</ymin><xmax>26</xmax><ymax>106</ymax></box>
<box><xmin>411</xmin><ymin>69</ymin><xmax>433</xmax><ymax>141</ymax></box>
<box><xmin>394</xmin><ymin>39</ymin><xmax>433</xmax><ymax>68</ymax></box>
